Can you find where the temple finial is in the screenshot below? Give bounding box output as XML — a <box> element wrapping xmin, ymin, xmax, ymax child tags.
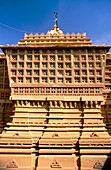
<box><xmin>54</xmin><ymin>12</ymin><xmax>58</xmax><ymax>27</ymax></box>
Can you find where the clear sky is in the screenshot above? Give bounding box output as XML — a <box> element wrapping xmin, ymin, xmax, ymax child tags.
<box><xmin>0</xmin><ymin>0</ymin><xmax>111</xmax><ymax>50</ymax></box>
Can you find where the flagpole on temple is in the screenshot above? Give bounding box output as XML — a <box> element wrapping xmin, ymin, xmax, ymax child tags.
<box><xmin>54</xmin><ymin>12</ymin><xmax>58</xmax><ymax>27</ymax></box>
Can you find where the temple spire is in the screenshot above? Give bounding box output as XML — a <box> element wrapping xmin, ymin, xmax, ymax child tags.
<box><xmin>54</xmin><ymin>12</ymin><xmax>58</xmax><ymax>27</ymax></box>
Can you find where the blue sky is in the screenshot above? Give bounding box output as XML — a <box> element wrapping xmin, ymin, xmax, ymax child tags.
<box><xmin>0</xmin><ymin>0</ymin><xmax>111</xmax><ymax>49</ymax></box>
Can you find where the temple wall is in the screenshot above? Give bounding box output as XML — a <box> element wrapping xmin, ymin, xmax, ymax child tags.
<box><xmin>0</xmin><ymin>26</ymin><xmax>111</xmax><ymax>169</ymax></box>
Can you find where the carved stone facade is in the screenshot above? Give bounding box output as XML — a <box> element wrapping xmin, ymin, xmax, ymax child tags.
<box><xmin>0</xmin><ymin>24</ymin><xmax>111</xmax><ymax>169</ymax></box>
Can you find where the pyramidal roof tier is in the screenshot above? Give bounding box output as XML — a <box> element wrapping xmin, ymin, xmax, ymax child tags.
<box><xmin>16</xmin><ymin>24</ymin><xmax>93</xmax><ymax>46</ymax></box>
<box><xmin>1</xmin><ymin>24</ymin><xmax>111</xmax><ymax>52</ymax></box>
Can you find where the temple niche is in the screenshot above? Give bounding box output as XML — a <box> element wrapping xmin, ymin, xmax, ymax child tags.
<box><xmin>0</xmin><ymin>16</ymin><xmax>111</xmax><ymax>170</ymax></box>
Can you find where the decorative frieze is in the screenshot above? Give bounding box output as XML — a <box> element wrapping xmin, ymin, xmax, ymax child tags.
<box><xmin>14</xmin><ymin>100</ymin><xmax>101</xmax><ymax>109</ymax></box>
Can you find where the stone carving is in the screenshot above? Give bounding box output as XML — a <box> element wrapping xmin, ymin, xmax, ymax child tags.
<box><xmin>90</xmin><ymin>132</ymin><xmax>99</xmax><ymax>138</ymax></box>
<box><xmin>85</xmin><ymin>101</ymin><xmax>89</xmax><ymax>108</ymax></box>
<box><xmin>7</xmin><ymin>160</ymin><xmax>18</xmax><ymax>168</ymax></box>
<box><xmin>52</xmin><ymin>132</ymin><xmax>59</xmax><ymax>137</ymax></box>
<box><xmin>13</xmin><ymin>133</ymin><xmax>20</xmax><ymax>137</ymax></box>
<box><xmin>50</xmin><ymin>160</ymin><xmax>61</xmax><ymax>168</ymax></box>
<box><xmin>69</xmin><ymin>101</ymin><xmax>73</xmax><ymax>108</ymax></box>
<box><xmin>93</xmin><ymin>160</ymin><xmax>103</xmax><ymax>169</ymax></box>
<box><xmin>54</xmin><ymin>101</ymin><xmax>57</xmax><ymax>107</ymax></box>
<box><xmin>64</xmin><ymin>101</ymin><xmax>67</xmax><ymax>108</ymax></box>
<box><xmin>59</xmin><ymin>101</ymin><xmax>63</xmax><ymax>108</ymax></box>
<box><xmin>49</xmin><ymin>101</ymin><xmax>52</xmax><ymax>107</ymax></box>
<box><xmin>74</xmin><ymin>102</ymin><xmax>77</xmax><ymax>108</ymax></box>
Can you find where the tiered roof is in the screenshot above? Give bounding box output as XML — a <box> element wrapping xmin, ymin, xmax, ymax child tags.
<box><xmin>17</xmin><ymin>24</ymin><xmax>92</xmax><ymax>46</ymax></box>
<box><xmin>1</xmin><ymin>24</ymin><xmax>111</xmax><ymax>53</ymax></box>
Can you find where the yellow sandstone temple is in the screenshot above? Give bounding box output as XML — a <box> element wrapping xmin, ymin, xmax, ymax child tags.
<box><xmin>0</xmin><ymin>19</ymin><xmax>111</xmax><ymax>169</ymax></box>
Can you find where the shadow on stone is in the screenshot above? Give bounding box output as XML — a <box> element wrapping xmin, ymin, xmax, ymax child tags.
<box><xmin>102</xmin><ymin>152</ymin><xmax>111</xmax><ymax>170</ymax></box>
